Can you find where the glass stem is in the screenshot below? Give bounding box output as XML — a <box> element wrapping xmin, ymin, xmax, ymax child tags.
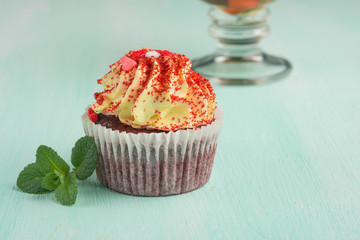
<box><xmin>209</xmin><ymin>6</ymin><xmax>269</xmax><ymax>58</ymax></box>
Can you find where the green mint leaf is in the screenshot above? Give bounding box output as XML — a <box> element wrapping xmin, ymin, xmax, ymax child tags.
<box><xmin>17</xmin><ymin>163</ymin><xmax>49</xmax><ymax>194</ymax></box>
<box><xmin>41</xmin><ymin>171</ymin><xmax>61</xmax><ymax>191</ymax></box>
<box><xmin>36</xmin><ymin>145</ymin><xmax>70</xmax><ymax>175</ymax></box>
<box><xmin>55</xmin><ymin>172</ymin><xmax>78</xmax><ymax>206</ymax></box>
<box><xmin>71</xmin><ymin>136</ymin><xmax>98</xmax><ymax>180</ymax></box>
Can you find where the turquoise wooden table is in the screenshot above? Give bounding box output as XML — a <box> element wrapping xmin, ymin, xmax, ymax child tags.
<box><xmin>1</xmin><ymin>0</ymin><xmax>360</xmax><ymax>239</ymax></box>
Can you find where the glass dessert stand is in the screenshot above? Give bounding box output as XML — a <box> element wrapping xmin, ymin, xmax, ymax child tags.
<box><xmin>192</xmin><ymin>6</ymin><xmax>292</xmax><ymax>85</ymax></box>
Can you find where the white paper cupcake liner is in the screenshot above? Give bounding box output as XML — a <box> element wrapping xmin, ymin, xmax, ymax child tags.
<box><xmin>81</xmin><ymin>107</ymin><xmax>224</xmax><ymax>196</ymax></box>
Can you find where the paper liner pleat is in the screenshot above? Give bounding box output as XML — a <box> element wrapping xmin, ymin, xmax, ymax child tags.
<box><xmin>82</xmin><ymin>107</ymin><xmax>224</xmax><ymax>196</ymax></box>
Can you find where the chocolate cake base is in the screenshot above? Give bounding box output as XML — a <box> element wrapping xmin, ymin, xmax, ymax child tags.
<box><xmin>95</xmin><ymin>140</ymin><xmax>217</xmax><ymax>196</ymax></box>
<box><xmin>95</xmin><ymin>113</ymin><xmax>166</xmax><ymax>134</ymax></box>
<box><xmin>83</xmin><ymin>111</ymin><xmax>223</xmax><ymax>196</ymax></box>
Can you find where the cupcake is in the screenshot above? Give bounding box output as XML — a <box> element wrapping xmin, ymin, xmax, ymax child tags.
<box><xmin>82</xmin><ymin>48</ymin><xmax>224</xmax><ymax>196</ymax></box>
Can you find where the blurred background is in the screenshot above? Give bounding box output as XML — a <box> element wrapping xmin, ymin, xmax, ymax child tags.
<box><xmin>1</xmin><ymin>0</ymin><xmax>359</xmax><ymax>146</ymax></box>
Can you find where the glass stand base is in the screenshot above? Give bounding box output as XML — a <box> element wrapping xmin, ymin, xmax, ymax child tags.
<box><xmin>192</xmin><ymin>52</ymin><xmax>292</xmax><ymax>85</ymax></box>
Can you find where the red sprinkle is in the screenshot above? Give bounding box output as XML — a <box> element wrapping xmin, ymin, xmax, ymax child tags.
<box><xmin>129</xmin><ymin>49</ymin><xmax>148</xmax><ymax>58</ymax></box>
<box><xmin>161</xmin><ymin>50</ymin><xmax>174</xmax><ymax>57</ymax></box>
<box><xmin>88</xmin><ymin>108</ymin><xmax>98</xmax><ymax>122</ymax></box>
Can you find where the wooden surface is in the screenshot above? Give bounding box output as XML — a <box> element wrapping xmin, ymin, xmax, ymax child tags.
<box><xmin>1</xmin><ymin>0</ymin><xmax>360</xmax><ymax>239</ymax></box>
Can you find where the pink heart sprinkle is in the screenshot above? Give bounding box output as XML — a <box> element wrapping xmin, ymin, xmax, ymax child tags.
<box><xmin>120</xmin><ymin>56</ymin><xmax>137</xmax><ymax>71</ymax></box>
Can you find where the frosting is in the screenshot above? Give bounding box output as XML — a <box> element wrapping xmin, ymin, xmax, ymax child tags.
<box><xmin>91</xmin><ymin>48</ymin><xmax>216</xmax><ymax>131</ymax></box>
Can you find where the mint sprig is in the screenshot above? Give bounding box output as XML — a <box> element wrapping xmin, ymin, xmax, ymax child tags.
<box><xmin>17</xmin><ymin>163</ymin><xmax>49</xmax><ymax>194</ymax></box>
<box><xmin>55</xmin><ymin>172</ymin><xmax>78</xmax><ymax>206</ymax></box>
<box><xmin>16</xmin><ymin>136</ymin><xmax>98</xmax><ymax>206</ymax></box>
<box><xmin>41</xmin><ymin>172</ymin><xmax>60</xmax><ymax>191</ymax></box>
<box><xmin>36</xmin><ymin>145</ymin><xmax>70</xmax><ymax>175</ymax></box>
<box><xmin>71</xmin><ymin>136</ymin><xmax>98</xmax><ymax>180</ymax></box>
